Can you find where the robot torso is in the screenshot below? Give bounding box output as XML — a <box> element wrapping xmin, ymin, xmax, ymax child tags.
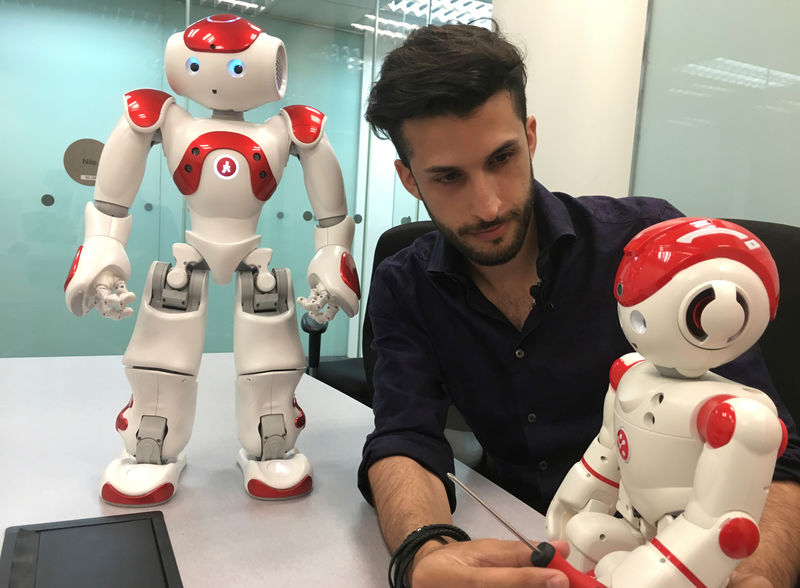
<box><xmin>612</xmin><ymin>358</ymin><xmax>777</xmax><ymax>530</ymax></box>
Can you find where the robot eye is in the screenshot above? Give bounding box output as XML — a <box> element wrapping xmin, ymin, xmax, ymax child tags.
<box><xmin>630</xmin><ymin>310</ymin><xmax>647</xmax><ymax>334</ymax></box>
<box><xmin>227</xmin><ymin>59</ymin><xmax>246</xmax><ymax>78</ymax></box>
<box><xmin>185</xmin><ymin>57</ymin><xmax>200</xmax><ymax>75</ymax></box>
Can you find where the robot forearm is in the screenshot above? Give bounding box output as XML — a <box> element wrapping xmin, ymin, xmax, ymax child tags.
<box><xmin>313</xmin><ymin>215</ymin><xmax>354</xmax><ymax>251</ymax></box>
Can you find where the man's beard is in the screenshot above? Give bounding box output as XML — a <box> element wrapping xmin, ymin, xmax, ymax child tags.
<box><xmin>422</xmin><ymin>179</ymin><xmax>535</xmax><ymax>267</ymax></box>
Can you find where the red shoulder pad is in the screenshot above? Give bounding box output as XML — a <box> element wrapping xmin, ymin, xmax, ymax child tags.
<box><xmin>282</xmin><ymin>105</ymin><xmax>325</xmax><ymax>145</ymax></box>
<box><xmin>609</xmin><ymin>356</ymin><xmax>645</xmax><ymax>391</ymax></box>
<box><xmin>124</xmin><ymin>89</ymin><xmax>174</xmax><ymax>130</ymax></box>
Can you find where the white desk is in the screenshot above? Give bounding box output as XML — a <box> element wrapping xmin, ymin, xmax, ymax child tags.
<box><xmin>0</xmin><ymin>353</ymin><xmax>546</xmax><ymax>587</ymax></box>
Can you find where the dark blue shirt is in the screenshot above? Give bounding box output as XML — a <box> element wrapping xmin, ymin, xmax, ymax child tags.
<box><xmin>358</xmin><ymin>181</ymin><xmax>800</xmax><ymax>514</ymax></box>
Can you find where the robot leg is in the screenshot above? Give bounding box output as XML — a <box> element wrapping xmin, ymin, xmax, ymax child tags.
<box><xmin>233</xmin><ymin>263</ymin><xmax>310</xmax><ymax>499</ymax></box>
<box><xmin>604</xmin><ymin>511</ymin><xmax>761</xmax><ymax>588</ymax></box>
<box><xmin>102</xmin><ymin>259</ymin><xmax>208</xmax><ymax>506</ymax></box>
<box><xmin>564</xmin><ymin>511</ymin><xmax>645</xmax><ymax>573</ymax></box>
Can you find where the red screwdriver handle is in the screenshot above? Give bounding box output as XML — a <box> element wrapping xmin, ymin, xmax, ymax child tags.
<box><xmin>530</xmin><ymin>542</ymin><xmax>607</xmax><ymax>588</ymax></box>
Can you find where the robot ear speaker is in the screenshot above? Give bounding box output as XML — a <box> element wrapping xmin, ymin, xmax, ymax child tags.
<box><xmin>685</xmin><ymin>285</ymin><xmax>748</xmax><ymax>344</ymax></box>
<box><xmin>686</xmin><ymin>288</ymin><xmax>715</xmax><ymax>339</ymax></box>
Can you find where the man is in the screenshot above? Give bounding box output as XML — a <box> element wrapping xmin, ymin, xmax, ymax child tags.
<box><xmin>357</xmin><ymin>23</ymin><xmax>800</xmax><ymax>588</ymax></box>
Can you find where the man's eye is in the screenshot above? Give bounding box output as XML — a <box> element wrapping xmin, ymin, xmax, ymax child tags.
<box><xmin>493</xmin><ymin>151</ymin><xmax>513</xmax><ymax>164</ymax></box>
<box><xmin>436</xmin><ymin>172</ymin><xmax>461</xmax><ymax>184</ymax></box>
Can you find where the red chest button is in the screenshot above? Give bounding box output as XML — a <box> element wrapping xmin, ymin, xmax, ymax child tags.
<box><xmin>617</xmin><ymin>428</ymin><xmax>631</xmax><ymax>462</ymax></box>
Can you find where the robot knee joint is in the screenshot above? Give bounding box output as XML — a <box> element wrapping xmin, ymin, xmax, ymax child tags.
<box><xmin>150</xmin><ymin>261</ymin><xmax>206</xmax><ymax>312</ymax></box>
<box><xmin>239</xmin><ymin>266</ymin><xmax>290</xmax><ymax>315</ymax></box>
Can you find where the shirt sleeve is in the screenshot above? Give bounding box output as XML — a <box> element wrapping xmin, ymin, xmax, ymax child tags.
<box><xmin>357</xmin><ymin>260</ymin><xmax>458</xmax><ymax>511</ymax></box>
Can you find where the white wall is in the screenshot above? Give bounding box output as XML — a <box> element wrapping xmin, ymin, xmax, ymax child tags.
<box><xmin>493</xmin><ymin>0</ymin><xmax>649</xmax><ymax>197</ymax></box>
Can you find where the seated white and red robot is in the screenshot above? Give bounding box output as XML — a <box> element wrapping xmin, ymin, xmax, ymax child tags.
<box><xmin>546</xmin><ymin>217</ymin><xmax>788</xmax><ymax>587</ymax></box>
<box><xmin>64</xmin><ymin>14</ymin><xmax>360</xmax><ymax>505</ymax></box>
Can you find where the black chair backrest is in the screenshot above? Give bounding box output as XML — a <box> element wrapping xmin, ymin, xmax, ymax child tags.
<box><xmin>362</xmin><ymin>221</ymin><xmax>437</xmax><ymax>402</ymax></box>
<box><xmin>726</xmin><ymin>218</ymin><xmax>800</xmax><ymax>422</ymax></box>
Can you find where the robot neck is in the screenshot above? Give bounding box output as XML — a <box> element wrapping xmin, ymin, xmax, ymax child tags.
<box><xmin>212</xmin><ymin>110</ymin><xmax>245</xmax><ymax>122</ymax></box>
<box><xmin>655</xmin><ymin>365</ymin><xmax>707</xmax><ymax>380</ymax></box>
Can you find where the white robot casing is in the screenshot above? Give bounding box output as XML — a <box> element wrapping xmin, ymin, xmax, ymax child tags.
<box><xmin>64</xmin><ymin>14</ymin><xmax>361</xmax><ymax>506</ymax></box>
<box><xmin>545</xmin><ymin>218</ymin><xmax>788</xmax><ymax>587</ymax></box>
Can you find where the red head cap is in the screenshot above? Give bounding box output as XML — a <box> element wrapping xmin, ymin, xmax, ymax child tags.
<box><xmin>614</xmin><ymin>218</ymin><xmax>779</xmax><ymax>319</ymax></box>
<box><xmin>183</xmin><ymin>14</ymin><xmax>263</xmax><ymax>53</ymax></box>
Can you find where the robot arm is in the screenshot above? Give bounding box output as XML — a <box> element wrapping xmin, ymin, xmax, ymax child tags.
<box><xmin>546</xmin><ymin>382</ymin><xmax>622</xmax><ymax>541</ymax></box>
<box><xmin>280</xmin><ymin>105</ymin><xmax>361</xmax><ymax>323</ymax></box>
<box><xmin>605</xmin><ymin>395</ymin><xmax>786</xmax><ymax>587</ymax></box>
<box><xmin>64</xmin><ymin>90</ymin><xmax>174</xmax><ymax>319</ymax></box>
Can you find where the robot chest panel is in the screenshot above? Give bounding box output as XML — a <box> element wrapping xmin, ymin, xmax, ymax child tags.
<box><xmin>163</xmin><ymin>117</ymin><xmax>290</xmax><ymax>211</ymax></box>
<box><xmin>613</xmin><ymin>375</ymin><xmax>709</xmax><ymax>490</ymax></box>
<box><xmin>614</xmin><ymin>411</ymin><xmax>701</xmax><ymax>492</ymax></box>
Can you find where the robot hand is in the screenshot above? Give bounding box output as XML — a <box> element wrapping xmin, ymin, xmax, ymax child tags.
<box><xmin>93</xmin><ymin>274</ymin><xmax>136</xmax><ymax>319</ymax></box>
<box><xmin>300</xmin><ymin>244</ymin><xmax>360</xmax><ymax>324</ymax></box>
<box><xmin>298</xmin><ymin>286</ymin><xmax>339</xmax><ymax>323</ymax></box>
<box><xmin>65</xmin><ymin>235</ymin><xmax>135</xmax><ymax>319</ymax></box>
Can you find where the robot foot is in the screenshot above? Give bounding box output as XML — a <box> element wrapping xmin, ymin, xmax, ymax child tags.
<box><xmin>236</xmin><ymin>448</ymin><xmax>312</xmax><ymax>500</ymax></box>
<box><xmin>100</xmin><ymin>452</ymin><xmax>187</xmax><ymax>507</ymax></box>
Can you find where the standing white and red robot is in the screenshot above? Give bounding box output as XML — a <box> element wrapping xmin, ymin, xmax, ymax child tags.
<box><xmin>546</xmin><ymin>217</ymin><xmax>789</xmax><ymax>587</ymax></box>
<box><xmin>64</xmin><ymin>14</ymin><xmax>360</xmax><ymax>506</ymax></box>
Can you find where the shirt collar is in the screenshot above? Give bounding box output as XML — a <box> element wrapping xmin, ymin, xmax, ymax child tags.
<box><xmin>427</xmin><ymin>180</ymin><xmax>577</xmax><ymax>277</ymax></box>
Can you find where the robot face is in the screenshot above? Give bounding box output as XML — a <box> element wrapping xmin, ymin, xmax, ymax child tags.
<box><xmin>164</xmin><ymin>15</ymin><xmax>287</xmax><ymax>111</ymax></box>
<box><xmin>614</xmin><ymin>218</ymin><xmax>779</xmax><ymax>374</ymax></box>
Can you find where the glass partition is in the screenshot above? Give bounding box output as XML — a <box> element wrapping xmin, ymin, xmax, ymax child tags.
<box><xmin>0</xmin><ymin>0</ymin><xmax>492</xmax><ymax>358</ymax></box>
<box><xmin>631</xmin><ymin>0</ymin><xmax>800</xmax><ymax>225</ymax></box>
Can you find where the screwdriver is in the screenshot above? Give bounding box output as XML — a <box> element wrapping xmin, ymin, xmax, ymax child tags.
<box><xmin>448</xmin><ymin>473</ymin><xmax>607</xmax><ymax>588</ymax></box>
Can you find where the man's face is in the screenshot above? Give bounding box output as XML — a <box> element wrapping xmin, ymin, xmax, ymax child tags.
<box><xmin>395</xmin><ymin>91</ymin><xmax>537</xmax><ymax>266</ymax></box>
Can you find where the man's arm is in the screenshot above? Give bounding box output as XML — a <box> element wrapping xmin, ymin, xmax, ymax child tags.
<box><xmin>368</xmin><ymin>455</ymin><xmax>570</xmax><ymax>588</ymax></box>
<box><xmin>729</xmin><ymin>480</ymin><xmax>800</xmax><ymax>587</ymax></box>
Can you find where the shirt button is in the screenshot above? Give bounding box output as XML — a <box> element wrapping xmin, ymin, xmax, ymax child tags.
<box><xmin>515</xmin><ymin>348</ymin><xmax>525</xmax><ymax>359</ymax></box>
<box><xmin>538</xmin><ymin>460</ymin><xmax>549</xmax><ymax>471</ymax></box>
<box><xmin>527</xmin><ymin>413</ymin><xmax>537</xmax><ymax>424</ymax></box>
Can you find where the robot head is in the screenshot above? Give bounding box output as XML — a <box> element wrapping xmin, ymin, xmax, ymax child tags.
<box><xmin>614</xmin><ymin>217</ymin><xmax>779</xmax><ymax>376</ymax></box>
<box><xmin>164</xmin><ymin>14</ymin><xmax>287</xmax><ymax>111</ymax></box>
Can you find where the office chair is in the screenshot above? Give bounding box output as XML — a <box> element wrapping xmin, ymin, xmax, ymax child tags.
<box><xmin>303</xmin><ymin>220</ymin><xmax>437</xmax><ymax>407</ymax></box>
<box><xmin>725</xmin><ymin>218</ymin><xmax>800</xmax><ymax>423</ymax></box>
<box><xmin>302</xmin><ymin>220</ymin><xmax>484</xmax><ymax>468</ymax></box>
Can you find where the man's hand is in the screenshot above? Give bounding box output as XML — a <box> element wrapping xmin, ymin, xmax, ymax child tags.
<box><xmin>727</xmin><ymin>571</ymin><xmax>774</xmax><ymax>587</ymax></box>
<box><xmin>410</xmin><ymin>538</ymin><xmax>570</xmax><ymax>588</ymax></box>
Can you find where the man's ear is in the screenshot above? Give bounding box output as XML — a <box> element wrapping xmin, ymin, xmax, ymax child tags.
<box><xmin>394</xmin><ymin>159</ymin><xmax>422</xmax><ymax>200</ymax></box>
<box><xmin>526</xmin><ymin>115</ymin><xmax>538</xmax><ymax>160</ymax></box>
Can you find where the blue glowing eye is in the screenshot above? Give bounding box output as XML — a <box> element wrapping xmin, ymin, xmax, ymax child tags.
<box><xmin>227</xmin><ymin>59</ymin><xmax>245</xmax><ymax>77</ymax></box>
<box><xmin>185</xmin><ymin>57</ymin><xmax>200</xmax><ymax>75</ymax></box>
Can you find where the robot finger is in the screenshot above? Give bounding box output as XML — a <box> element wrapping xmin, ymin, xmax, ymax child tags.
<box><xmin>298</xmin><ymin>287</ymin><xmax>330</xmax><ymax>312</ymax></box>
<box><xmin>117</xmin><ymin>290</ymin><xmax>137</xmax><ymax>308</ymax></box>
<box><xmin>320</xmin><ymin>304</ymin><xmax>339</xmax><ymax>322</ymax></box>
<box><xmin>95</xmin><ymin>284</ymin><xmax>134</xmax><ymax>320</ymax></box>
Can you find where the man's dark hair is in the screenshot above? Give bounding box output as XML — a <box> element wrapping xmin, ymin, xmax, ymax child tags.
<box><xmin>365</xmin><ymin>22</ymin><xmax>527</xmax><ymax>166</ymax></box>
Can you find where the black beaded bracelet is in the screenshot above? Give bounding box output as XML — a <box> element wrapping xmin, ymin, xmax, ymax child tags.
<box><xmin>388</xmin><ymin>523</ymin><xmax>471</xmax><ymax>588</ymax></box>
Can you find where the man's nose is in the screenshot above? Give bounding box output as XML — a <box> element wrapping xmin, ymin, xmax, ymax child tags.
<box><xmin>469</xmin><ymin>174</ymin><xmax>502</xmax><ymax>221</ymax></box>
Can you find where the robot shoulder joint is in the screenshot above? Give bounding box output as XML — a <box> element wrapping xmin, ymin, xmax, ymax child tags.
<box><xmin>280</xmin><ymin>105</ymin><xmax>326</xmax><ymax>148</ymax></box>
<box><xmin>697</xmin><ymin>394</ymin><xmax>786</xmax><ymax>453</ymax></box>
<box><xmin>609</xmin><ymin>352</ymin><xmax>645</xmax><ymax>391</ymax></box>
<box><xmin>123</xmin><ymin>89</ymin><xmax>175</xmax><ymax>133</ymax></box>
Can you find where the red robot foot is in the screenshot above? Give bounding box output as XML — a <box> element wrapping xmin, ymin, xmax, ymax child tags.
<box><xmin>100</xmin><ymin>452</ymin><xmax>187</xmax><ymax>507</ymax></box>
<box><xmin>236</xmin><ymin>448</ymin><xmax>313</xmax><ymax>500</ymax></box>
